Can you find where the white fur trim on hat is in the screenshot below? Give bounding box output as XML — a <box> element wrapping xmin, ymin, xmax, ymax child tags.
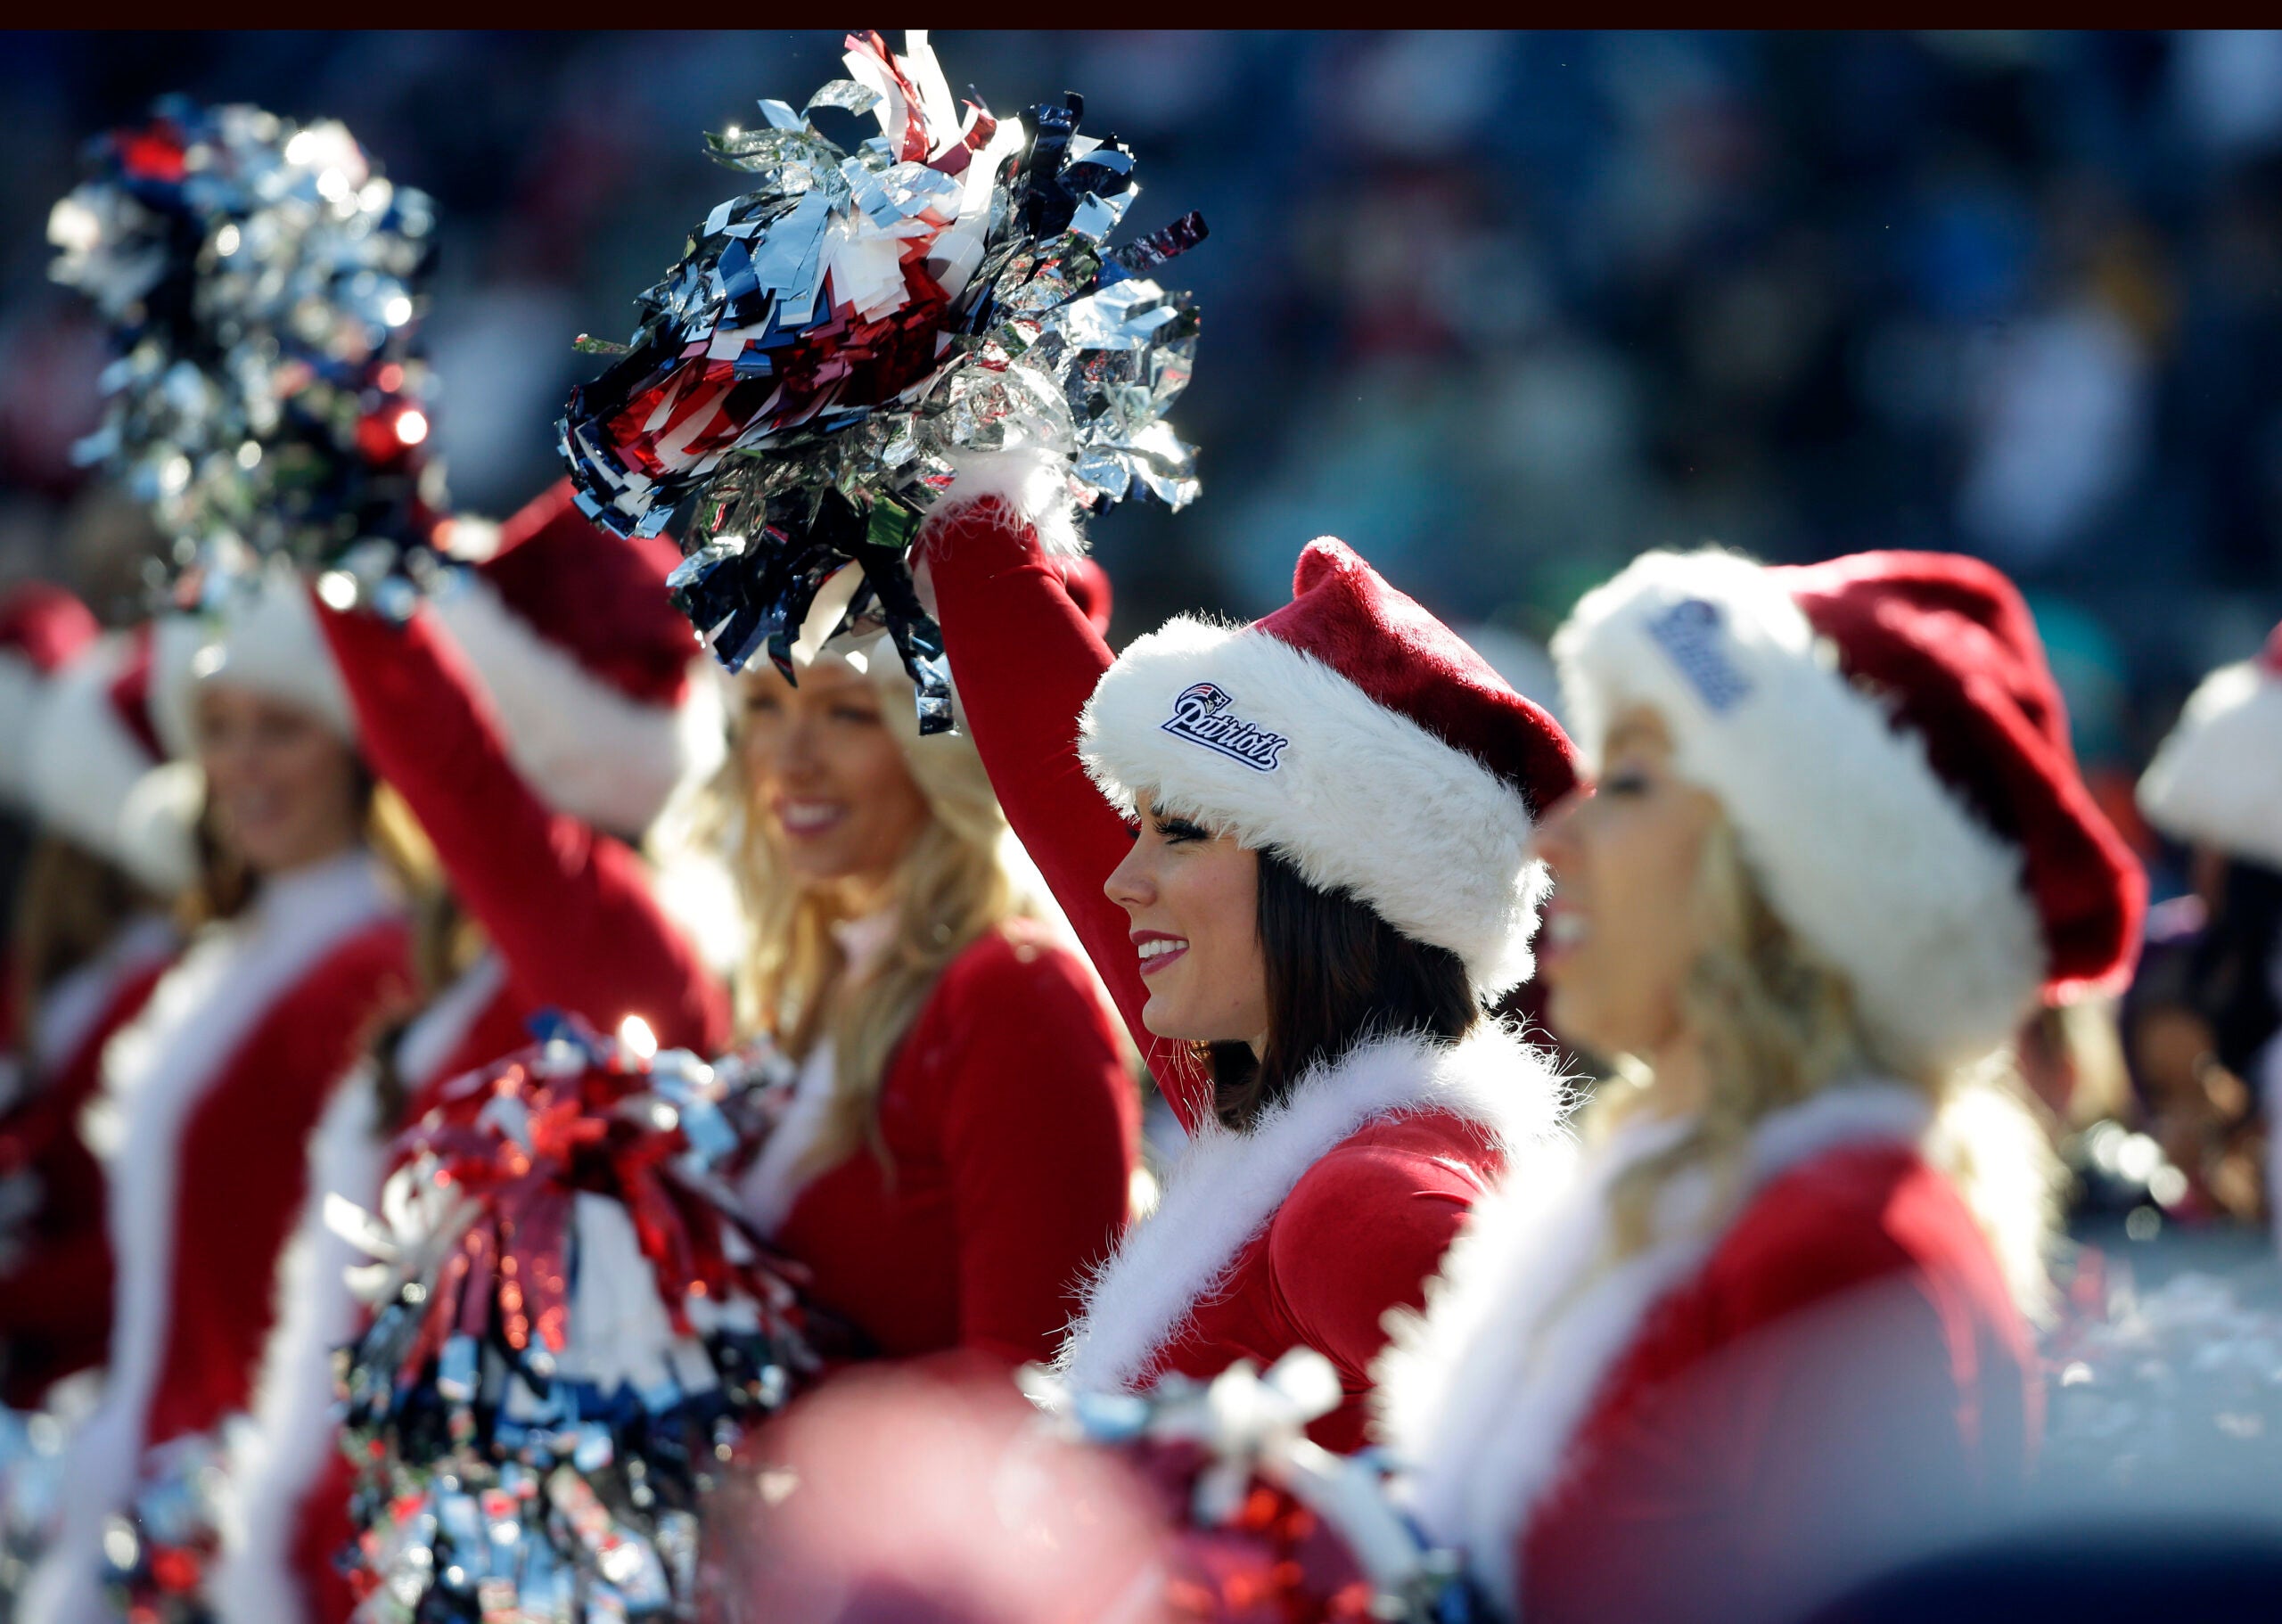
<box><xmin>25</xmin><ymin>635</ymin><xmax>198</xmax><ymax>894</ymax></box>
<box><xmin>1079</xmin><ymin>616</ymin><xmax>1548</xmax><ymax>993</ymax></box>
<box><xmin>2137</xmin><ymin>656</ymin><xmax>2282</xmax><ymax>872</ymax></box>
<box><xmin>431</xmin><ymin>572</ymin><xmax>724</xmax><ymax>837</ymax></box>
<box><xmin>1552</xmin><ymin>549</ymin><xmax>2042</xmax><ymax>1072</ymax></box>
<box><xmin>152</xmin><ymin>566</ymin><xmax>357</xmax><ymax>755</ymax></box>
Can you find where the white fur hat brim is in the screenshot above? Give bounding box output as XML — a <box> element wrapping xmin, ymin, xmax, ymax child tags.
<box><xmin>1079</xmin><ymin>616</ymin><xmax>1547</xmax><ymax>995</ymax></box>
<box><xmin>432</xmin><ymin>571</ymin><xmax>724</xmax><ymax>837</ymax></box>
<box><xmin>24</xmin><ymin>635</ymin><xmax>198</xmax><ymax>894</ymax></box>
<box><xmin>2137</xmin><ymin>657</ymin><xmax>2282</xmax><ymax>872</ymax></box>
<box><xmin>152</xmin><ymin>565</ymin><xmax>357</xmax><ymax>756</ymax></box>
<box><xmin>1552</xmin><ymin>549</ymin><xmax>2043</xmax><ymax>1070</ymax></box>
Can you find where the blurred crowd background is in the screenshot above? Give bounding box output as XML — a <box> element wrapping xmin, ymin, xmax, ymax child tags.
<box><xmin>1</xmin><ymin>29</ymin><xmax>2278</xmax><ymax>1257</ymax></box>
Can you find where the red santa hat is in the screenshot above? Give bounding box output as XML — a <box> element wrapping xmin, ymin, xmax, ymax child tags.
<box><xmin>1553</xmin><ymin>547</ymin><xmax>2145</xmax><ymax>1070</ymax></box>
<box><xmin>151</xmin><ymin>561</ymin><xmax>358</xmax><ymax>755</ymax></box>
<box><xmin>0</xmin><ymin>583</ymin><xmax>100</xmax><ymax>810</ymax></box>
<box><xmin>2137</xmin><ymin>620</ymin><xmax>2282</xmax><ymax>873</ymax></box>
<box><xmin>431</xmin><ymin>480</ymin><xmax>719</xmax><ymax>836</ymax></box>
<box><xmin>24</xmin><ymin>627</ymin><xmax>200</xmax><ymax>895</ymax></box>
<box><xmin>1079</xmin><ymin>537</ymin><xmax>1580</xmax><ymax>995</ymax></box>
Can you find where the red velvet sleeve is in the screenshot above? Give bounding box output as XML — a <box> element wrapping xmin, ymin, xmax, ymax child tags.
<box><xmin>1521</xmin><ymin>1157</ymin><xmax>2034</xmax><ymax>1624</ymax></box>
<box><xmin>922</xmin><ymin>504</ymin><xmax>1209</xmax><ymax>1128</ymax></box>
<box><xmin>313</xmin><ymin>594</ymin><xmax>729</xmax><ymax>1054</ymax></box>
<box><xmin>930</xmin><ymin>931</ymin><xmax>1137</xmax><ymax>1365</ymax></box>
<box><xmin>1268</xmin><ymin>1144</ymin><xmax>1479</xmax><ymax>1383</ymax></box>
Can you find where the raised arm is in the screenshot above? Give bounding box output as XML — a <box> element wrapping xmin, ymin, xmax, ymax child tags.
<box><xmin>314</xmin><ymin>594</ymin><xmax>730</xmax><ymax>1055</ymax></box>
<box><xmin>923</xmin><ymin>500</ymin><xmax>1209</xmax><ymax>1128</ymax></box>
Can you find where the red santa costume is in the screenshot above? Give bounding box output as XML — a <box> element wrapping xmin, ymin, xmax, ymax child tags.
<box><xmin>730</xmin><ymin>908</ymin><xmax>1137</xmax><ymax>1369</ymax></box>
<box><xmin>1377</xmin><ymin>549</ymin><xmax>2145</xmax><ymax>1624</ymax></box>
<box><xmin>713</xmin><ymin>541</ymin><xmax>1137</xmax><ymax>1374</ymax></box>
<box><xmin>922</xmin><ymin>469</ymin><xmax>1579</xmax><ymax>1452</ymax></box>
<box><xmin>0</xmin><ymin>618</ymin><xmax>198</xmax><ymax>1407</ymax></box>
<box><xmin>208</xmin><ymin>481</ymin><xmax>728</xmax><ymax>1624</ymax></box>
<box><xmin>24</xmin><ymin>568</ymin><xmax>416</xmax><ymax>1624</ymax></box>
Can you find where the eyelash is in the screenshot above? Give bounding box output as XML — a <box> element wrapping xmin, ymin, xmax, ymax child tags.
<box><xmin>1603</xmin><ymin>769</ymin><xmax>1649</xmax><ymax>796</ymax></box>
<box><xmin>1156</xmin><ymin>816</ymin><xmax>1209</xmax><ymax>844</ymax></box>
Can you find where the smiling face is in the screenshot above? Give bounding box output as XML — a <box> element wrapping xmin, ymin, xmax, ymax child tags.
<box><xmin>1531</xmin><ymin>705</ymin><xmax>1722</xmax><ymax>1066</ymax></box>
<box><xmin>193</xmin><ymin>682</ymin><xmax>364</xmax><ymax>877</ymax></box>
<box><xmin>1104</xmin><ymin>800</ymin><xmax>1270</xmax><ymax>1048</ymax></box>
<box><xmin>738</xmin><ymin>659</ymin><xmax>932</xmax><ymax>904</ymax></box>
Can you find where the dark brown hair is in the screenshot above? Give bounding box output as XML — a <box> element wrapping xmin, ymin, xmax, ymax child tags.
<box><xmin>1207</xmin><ymin>849</ymin><xmax>1478</xmax><ymax>1130</ymax></box>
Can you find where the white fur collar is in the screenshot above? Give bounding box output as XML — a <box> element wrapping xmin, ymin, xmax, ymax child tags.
<box><xmin>1057</xmin><ymin>1021</ymin><xmax>1565</xmax><ymax>1394</ymax></box>
<box><xmin>27</xmin><ymin>851</ymin><xmax>395</xmax><ymax>1624</ymax></box>
<box><xmin>1379</xmin><ymin>1083</ymin><xmax>1932</xmax><ymax>1618</ymax></box>
<box><xmin>210</xmin><ymin>1066</ymin><xmax>389</xmax><ymax>1624</ymax></box>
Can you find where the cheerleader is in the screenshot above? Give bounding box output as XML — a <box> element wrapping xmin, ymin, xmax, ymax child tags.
<box><xmin>24</xmin><ymin>574</ymin><xmax>415</xmax><ymax>1624</ymax></box>
<box><xmin>1380</xmin><ymin>549</ymin><xmax>2144</xmax><ymax>1624</ymax></box>
<box><xmin>920</xmin><ymin>465</ymin><xmax>1579</xmax><ymax>1450</ymax></box>
<box><xmin>2135</xmin><ymin>618</ymin><xmax>2282</xmax><ymax>1243</ymax></box>
<box><xmin>212</xmin><ymin>481</ymin><xmax>727</xmax><ymax>1624</ymax></box>
<box><xmin>0</xmin><ymin>604</ymin><xmax>194</xmax><ymax>1408</ymax></box>
<box><xmin>718</xmin><ymin>546</ymin><xmax>1136</xmax><ymax>1370</ymax></box>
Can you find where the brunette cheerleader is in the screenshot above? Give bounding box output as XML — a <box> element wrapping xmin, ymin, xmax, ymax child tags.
<box><xmin>26</xmin><ymin>573</ymin><xmax>417</xmax><ymax>1624</ymax></box>
<box><xmin>919</xmin><ymin>463</ymin><xmax>1579</xmax><ymax>1450</ymax></box>
<box><xmin>1380</xmin><ymin>548</ymin><xmax>2145</xmax><ymax>1624</ymax></box>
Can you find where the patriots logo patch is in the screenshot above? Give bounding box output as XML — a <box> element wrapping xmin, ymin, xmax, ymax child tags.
<box><xmin>1646</xmin><ymin>598</ymin><xmax>1752</xmax><ymax>713</ymax></box>
<box><xmin>1162</xmin><ymin>682</ymin><xmax>1288</xmax><ymax>771</ymax></box>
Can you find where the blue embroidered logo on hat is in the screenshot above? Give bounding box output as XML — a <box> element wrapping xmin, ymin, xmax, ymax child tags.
<box><xmin>1162</xmin><ymin>682</ymin><xmax>1288</xmax><ymax>771</ymax></box>
<box><xmin>1646</xmin><ymin>598</ymin><xmax>1752</xmax><ymax>713</ymax></box>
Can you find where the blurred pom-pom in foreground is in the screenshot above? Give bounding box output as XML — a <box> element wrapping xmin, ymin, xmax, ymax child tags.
<box><xmin>49</xmin><ymin>95</ymin><xmax>439</xmax><ymax>599</ymax></box>
<box><xmin>333</xmin><ymin>1017</ymin><xmax>828</xmax><ymax>1620</ymax></box>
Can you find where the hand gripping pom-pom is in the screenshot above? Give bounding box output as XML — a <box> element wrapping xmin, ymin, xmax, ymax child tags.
<box><xmin>332</xmin><ymin>1015</ymin><xmax>841</xmax><ymax>1621</ymax></box>
<box><xmin>48</xmin><ymin>96</ymin><xmax>440</xmax><ymax>607</ymax></box>
<box><xmin>559</xmin><ymin>29</ymin><xmax>1207</xmax><ymax>732</ymax></box>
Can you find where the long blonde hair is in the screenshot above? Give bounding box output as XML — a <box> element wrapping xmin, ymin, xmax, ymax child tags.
<box><xmin>1595</xmin><ymin>815</ymin><xmax>2060</xmax><ymax>1318</ymax></box>
<box><xmin>722</xmin><ymin>646</ymin><xmax>1036</xmax><ymax>1172</ymax></box>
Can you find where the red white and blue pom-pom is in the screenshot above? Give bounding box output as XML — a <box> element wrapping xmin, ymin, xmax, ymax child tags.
<box><xmin>48</xmin><ymin>96</ymin><xmax>439</xmax><ymax>610</ymax></box>
<box><xmin>1030</xmin><ymin>1351</ymin><xmax>1478</xmax><ymax>1623</ymax></box>
<box><xmin>332</xmin><ymin>1017</ymin><xmax>831</xmax><ymax>1621</ymax></box>
<box><xmin>558</xmin><ymin>29</ymin><xmax>1206</xmax><ymax>731</ymax></box>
